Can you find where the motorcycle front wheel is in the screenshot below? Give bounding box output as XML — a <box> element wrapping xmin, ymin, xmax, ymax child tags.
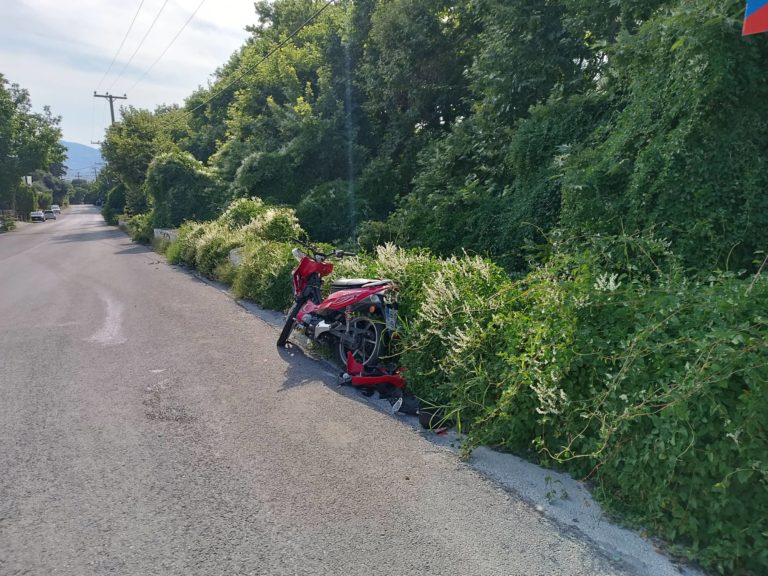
<box><xmin>338</xmin><ymin>316</ymin><xmax>380</xmax><ymax>367</ymax></box>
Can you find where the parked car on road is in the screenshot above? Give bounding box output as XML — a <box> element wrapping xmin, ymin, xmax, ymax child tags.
<box><xmin>50</xmin><ymin>204</ymin><xmax>61</xmax><ymax>215</ymax></box>
<box><xmin>43</xmin><ymin>209</ymin><xmax>56</xmax><ymax>220</ymax></box>
<box><xmin>30</xmin><ymin>210</ymin><xmax>45</xmax><ymax>222</ymax></box>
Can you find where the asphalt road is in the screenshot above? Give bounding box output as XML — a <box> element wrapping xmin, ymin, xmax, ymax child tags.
<box><xmin>0</xmin><ymin>206</ymin><xmax>630</xmax><ymax>575</ymax></box>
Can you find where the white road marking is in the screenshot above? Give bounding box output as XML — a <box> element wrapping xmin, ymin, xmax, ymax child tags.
<box><xmin>88</xmin><ymin>292</ymin><xmax>126</xmax><ymax>346</ymax></box>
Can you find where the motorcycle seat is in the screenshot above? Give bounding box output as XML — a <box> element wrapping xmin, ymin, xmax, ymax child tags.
<box><xmin>331</xmin><ymin>278</ymin><xmax>392</xmax><ymax>292</ymax></box>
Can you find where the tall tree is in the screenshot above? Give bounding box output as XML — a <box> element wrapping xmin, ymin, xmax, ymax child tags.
<box><xmin>0</xmin><ymin>74</ymin><xmax>64</xmax><ymax>211</ymax></box>
<box><xmin>100</xmin><ymin>105</ymin><xmax>185</xmax><ymax>214</ymax></box>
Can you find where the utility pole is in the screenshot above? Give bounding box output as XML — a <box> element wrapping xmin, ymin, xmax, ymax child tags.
<box><xmin>93</xmin><ymin>92</ymin><xmax>127</xmax><ymax>124</ymax></box>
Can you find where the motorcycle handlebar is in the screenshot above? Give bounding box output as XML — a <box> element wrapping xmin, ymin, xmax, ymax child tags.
<box><xmin>289</xmin><ymin>238</ymin><xmax>355</xmax><ymax>259</ymax></box>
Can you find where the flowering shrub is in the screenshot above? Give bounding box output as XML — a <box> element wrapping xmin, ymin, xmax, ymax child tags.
<box><xmin>218</xmin><ymin>197</ymin><xmax>267</xmax><ymax>230</ymax></box>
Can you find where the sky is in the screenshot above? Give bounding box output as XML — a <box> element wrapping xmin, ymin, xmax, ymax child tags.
<box><xmin>0</xmin><ymin>0</ymin><xmax>258</xmax><ymax>147</ymax></box>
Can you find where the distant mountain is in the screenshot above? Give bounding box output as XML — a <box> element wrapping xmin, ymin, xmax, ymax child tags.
<box><xmin>61</xmin><ymin>141</ymin><xmax>103</xmax><ymax>180</ymax></box>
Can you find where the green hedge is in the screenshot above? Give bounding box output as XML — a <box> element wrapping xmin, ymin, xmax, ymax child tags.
<box><xmin>164</xmin><ymin>199</ymin><xmax>302</xmax><ymax>308</ymax></box>
<box><xmin>231</xmin><ymin>240</ymin><xmax>295</xmax><ymax>311</ymax></box>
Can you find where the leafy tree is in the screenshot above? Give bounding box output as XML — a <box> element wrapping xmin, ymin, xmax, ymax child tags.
<box><xmin>70</xmin><ymin>178</ymin><xmax>93</xmax><ymax>204</ymax></box>
<box><xmin>354</xmin><ymin>0</ymin><xmax>476</xmax><ymax>213</ymax></box>
<box><xmin>468</xmin><ymin>0</ymin><xmax>591</xmax><ymax>125</ymax></box>
<box><xmin>0</xmin><ymin>74</ymin><xmax>65</xmax><ymax>212</ymax></box>
<box><xmin>212</xmin><ymin>0</ymin><xmax>350</xmax><ymax>206</ymax></box>
<box><xmin>145</xmin><ymin>151</ymin><xmax>224</xmax><ymax>228</ymax></box>
<box><xmin>31</xmin><ymin>169</ymin><xmax>72</xmax><ymax>206</ymax></box>
<box><xmin>101</xmin><ymin>105</ymin><xmax>185</xmax><ymax>214</ymax></box>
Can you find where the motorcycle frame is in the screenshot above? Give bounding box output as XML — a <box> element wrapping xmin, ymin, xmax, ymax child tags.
<box><xmin>289</xmin><ymin>254</ymin><xmax>396</xmax><ymax>342</ymax></box>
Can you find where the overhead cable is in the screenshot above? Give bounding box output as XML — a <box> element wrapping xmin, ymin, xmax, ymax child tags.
<box><xmin>95</xmin><ymin>0</ymin><xmax>147</xmax><ymax>92</ymax></box>
<box><xmin>124</xmin><ymin>0</ymin><xmax>208</xmax><ymax>95</ymax></box>
<box><xmin>107</xmin><ymin>0</ymin><xmax>172</xmax><ymax>93</ymax></box>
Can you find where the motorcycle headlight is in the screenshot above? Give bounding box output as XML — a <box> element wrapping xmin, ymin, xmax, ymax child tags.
<box><xmin>292</xmin><ymin>248</ymin><xmax>306</xmax><ymax>262</ymax></box>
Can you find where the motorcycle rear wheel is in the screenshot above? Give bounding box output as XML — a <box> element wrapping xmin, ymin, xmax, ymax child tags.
<box><xmin>277</xmin><ymin>301</ymin><xmax>303</xmax><ymax>347</ymax></box>
<box><xmin>338</xmin><ymin>316</ymin><xmax>380</xmax><ymax>367</ymax></box>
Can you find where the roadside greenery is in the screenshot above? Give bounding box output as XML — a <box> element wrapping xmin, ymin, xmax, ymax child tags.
<box><xmin>0</xmin><ymin>74</ymin><xmax>66</xmax><ymax>215</ymax></box>
<box><xmin>165</xmin><ymin>198</ymin><xmax>302</xmax><ymax>309</ymax></box>
<box><xmin>0</xmin><ymin>216</ymin><xmax>16</xmax><ymax>232</ymax></box>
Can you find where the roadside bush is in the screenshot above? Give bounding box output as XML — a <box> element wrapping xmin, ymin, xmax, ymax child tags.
<box><xmin>218</xmin><ymin>197</ymin><xmax>268</xmax><ymax>230</ymax></box>
<box><xmin>163</xmin><ymin>198</ymin><xmax>306</xmax><ymax>299</ymax></box>
<box><xmin>394</xmin><ymin>232</ymin><xmax>767</xmax><ymax>574</ymax></box>
<box><xmin>241</xmin><ymin>206</ymin><xmax>303</xmax><ymax>242</ymax></box>
<box><xmin>101</xmin><ymin>183</ymin><xmax>127</xmax><ymax>226</ymax></box>
<box><xmin>161</xmin><ymin>202</ymin><xmax>766</xmax><ymax>572</ymax></box>
<box><xmin>15</xmin><ymin>183</ymin><xmax>36</xmax><ymax>216</ymax></box>
<box><xmin>398</xmin><ymin>255</ymin><xmax>514</xmax><ymax>429</ymax></box>
<box><xmin>214</xmin><ymin>261</ymin><xmax>238</xmax><ymax>286</ymax></box>
<box><xmin>356</xmin><ymin>219</ymin><xmax>404</xmax><ymax>253</ymax></box>
<box><xmin>126</xmin><ymin>212</ymin><xmax>154</xmax><ymax>244</ymax></box>
<box><xmin>194</xmin><ymin>224</ymin><xmax>245</xmax><ymax>278</ymax></box>
<box><xmin>1</xmin><ymin>217</ymin><xmax>16</xmax><ymax>231</ymax></box>
<box><xmin>232</xmin><ymin>239</ymin><xmax>295</xmax><ymax>310</ymax></box>
<box><xmin>330</xmin><ymin>244</ymin><xmax>443</xmax><ymax>320</ymax></box>
<box><xmin>165</xmin><ymin>221</ymin><xmax>207</xmax><ymax>266</ymax></box>
<box><xmin>146</xmin><ymin>151</ymin><xmax>222</xmax><ymax>228</ymax></box>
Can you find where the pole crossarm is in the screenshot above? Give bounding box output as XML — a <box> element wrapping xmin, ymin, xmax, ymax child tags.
<box><xmin>93</xmin><ymin>92</ymin><xmax>128</xmax><ymax>124</ymax></box>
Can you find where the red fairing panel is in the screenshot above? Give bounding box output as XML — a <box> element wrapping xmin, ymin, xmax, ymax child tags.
<box><xmin>317</xmin><ymin>285</ymin><xmax>388</xmax><ymax>311</ymax></box>
<box><xmin>296</xmin><ymin>300</ymin><xmax>319</xmax><ymax>322</ymax></box>
<box><xmin>292</xmin><ymin>257</ymin><xmax>333</xmax><ymax>294</ymax></box>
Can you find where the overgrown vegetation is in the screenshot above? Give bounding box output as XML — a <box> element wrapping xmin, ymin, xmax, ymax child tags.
<box><xmin>164</xmin><ymin>203</ymin><xmax>767</xmax><ymax>574</ymax></box>
<box><xmin>165</xmin><ymin>198</ymin><xmax>302</xmax><ymax>309</ymax></box>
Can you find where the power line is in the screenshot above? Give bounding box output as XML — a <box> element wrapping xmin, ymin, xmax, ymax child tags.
<box><xmin>107</xmin><ymin>0</ymin><xmax>172</xmax><ymax>93</ymax></box>
<box><xmin>185</xmin><ymin>0</ymin><xmax>336</xmax><ymax>118</ymax></box>
<box><xmin>95</xmin><ymin>0</ymin><xmax>147</xmax><ymax>92</ymax></box>
<box><xmin>125</xmin><ymin>0</ymin><xmax>208</xmax><ymax>95</ymax></box>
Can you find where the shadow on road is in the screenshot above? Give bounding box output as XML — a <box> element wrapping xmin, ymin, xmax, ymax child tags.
<box><xmin>276</xmin><ymin>342</ymin><xmax>404</xmax><ymax>419</ymax></box>
<box><xmin>277</xmin><ymin>344</ymin><xmax>328</xmax><ymax>391</ymax></box>
<box><xmin>48</xmin><ymin>227</ymin><xmax>126</xmax><ymax>244</ymax></box>
<box><xmin>113</xmin><ymin>243</ymin><xmax>151</xmax><ymax>256</ymax></box>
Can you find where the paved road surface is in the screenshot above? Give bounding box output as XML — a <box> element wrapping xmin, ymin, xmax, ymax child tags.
<box><xmin>0</xmin><ymin>206</ymin><xmax>629</xmax><ymax>575</ymax></box>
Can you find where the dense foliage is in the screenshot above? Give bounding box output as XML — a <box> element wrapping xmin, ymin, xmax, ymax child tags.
<box><xmin>102</xmin><ymin>0</ymin><xmax>768</xmax><ymax>572</ymax></box>
<box><xmin>0</xmin><ymin>74</ymin><xmax>65</xmax><ymax>214</ymax></box>
<box><xmin>363</xmin><ymin>236</ymin><xmax>767</xmax><ymax>575</ymax></box>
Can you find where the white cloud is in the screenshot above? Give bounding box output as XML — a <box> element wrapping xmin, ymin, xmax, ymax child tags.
<box><xmin>0</xmin><ymin>0</ymin><xmax>257</xmax><ymax>145</ymax></box>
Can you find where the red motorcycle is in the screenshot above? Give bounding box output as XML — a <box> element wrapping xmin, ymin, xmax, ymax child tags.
<box><xmin>277</xmin><ymin>239</ymin><xmax>398</xmax><ymax>366</ymax></box>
